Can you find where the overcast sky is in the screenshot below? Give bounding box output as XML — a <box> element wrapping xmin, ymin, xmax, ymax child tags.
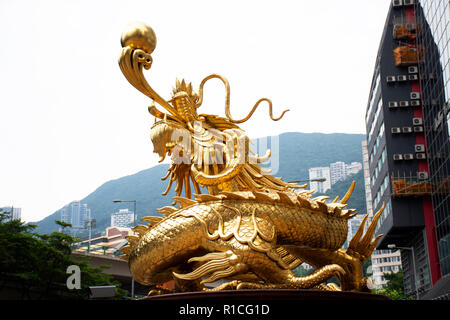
<box><xmin>0</xmin><ymin>0</ymin><xmax>392</xmax><ymax>223</ymax></box>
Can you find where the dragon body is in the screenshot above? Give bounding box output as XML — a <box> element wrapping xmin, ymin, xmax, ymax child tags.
<box><xmin>117</xmin><ymin>22</ymin><xmax>384</xmax><ymax>294</ymax></box>
<box><xmin>124</xmin><ymin>189</ymin><xmax>383</xmax><ymax>292</ymax></box>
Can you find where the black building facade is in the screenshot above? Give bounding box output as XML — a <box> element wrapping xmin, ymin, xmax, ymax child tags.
<box><xmin>365</xmin><ymin>0</ymin><xmax>449</xmax><ymax>298</ymax></box>
<box><xmin>415</xmin><ymin>0</ymin><xmax>450</xmax><ymax>283</ymax></box>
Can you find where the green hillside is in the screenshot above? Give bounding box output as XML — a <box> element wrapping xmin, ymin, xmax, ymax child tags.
<box><xmin>258</xmin><ymin>132</ymin><xmax>365</xmax><ymax>182</ymax></box>
<box><xmin>33</xmin><ymin>132</ymin><xmax>366</xmax><ymax>235</ymax></box>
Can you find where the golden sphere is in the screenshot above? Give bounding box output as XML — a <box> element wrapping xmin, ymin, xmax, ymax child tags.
<box><xmin>121</xmin><ymin>22</ymin><xmax>157</xmax><ymax>53</ymax></box>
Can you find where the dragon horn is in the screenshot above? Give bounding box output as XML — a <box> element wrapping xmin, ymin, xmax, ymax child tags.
<box><xmin>194</xmin><ymin>74</ymin><xmax>230</xmax><ymax>109</ymax></box>
<box><xmin>227</xmin><ymin>97</ymin><xmax>289</xmax><ymax>124</ymax></box>
<box><xmin>195</xmin><ymin>74</ymin><xmax>288</xmax><ymax>124</ymax></box>
<box><xmin>340</xmin><ymin>181</ymin><xmax>356</xmax><ymax>204</ymax></box>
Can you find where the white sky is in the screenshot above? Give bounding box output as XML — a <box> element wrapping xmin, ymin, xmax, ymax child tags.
<box><xmin>0</xmin><ymin>0</ymin><xmax>392</xmax><ymax>223</ymax></box>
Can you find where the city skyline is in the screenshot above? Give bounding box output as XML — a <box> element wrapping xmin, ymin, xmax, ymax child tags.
<box><xmin>308</xmin><ymin>160</ymin><xmax>363</xmax><ymax>193</ymax></box>
<box><xmin>0</xmin><ymin>0</ymin><xmax>392</xmax><ymax>223</ymax></box>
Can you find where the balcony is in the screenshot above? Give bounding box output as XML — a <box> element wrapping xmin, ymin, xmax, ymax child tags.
<box><xmin>392</xmin><ymin>176</ymin><xmax>431</xmax><ymax>197</ymax></box>
<box><xmin>393</xmin><ymin>24</ymin><xmax>417</xmax><ymax>40</ymax></box>
<box><xmin>391</xmin><ymin>173</ymin><xmax>450</xmax><ymax>197</ymax></box>
<box><xmin>392</xmin><ymin>46</ymin><xmax>424</xmax><ymax>66</ymax></box>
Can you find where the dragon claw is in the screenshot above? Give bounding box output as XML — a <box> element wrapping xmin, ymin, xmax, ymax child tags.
<box><xmin>173</xmin><ymin>251</ymin><xmax>248</xmax><ymax>284</ymax></box>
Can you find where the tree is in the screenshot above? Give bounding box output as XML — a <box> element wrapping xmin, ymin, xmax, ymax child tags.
<box><xmin>374</xmin><ymin>270</ymin><xmax>412</xmax><ymax>300</ymax></box>
<box><xmin>0</xmin><ymin>210</ymin><xmax>128</xmax><ymax>299</ymax></box>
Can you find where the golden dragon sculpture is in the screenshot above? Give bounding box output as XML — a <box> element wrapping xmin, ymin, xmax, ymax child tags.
<box><xmin>117</xmin><ymin>22</ymin><xmax>384</xmax><ymax>294</ymax></box>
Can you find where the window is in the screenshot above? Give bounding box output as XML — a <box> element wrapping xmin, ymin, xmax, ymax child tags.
<box><xmin>366</xmin><ymin>73</ymin><xmax>381</xmax><ymax>126</ymax></box>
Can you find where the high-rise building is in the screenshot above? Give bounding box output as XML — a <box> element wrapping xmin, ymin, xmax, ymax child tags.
<box><xmin>362</xmin><ymin>141</ymin><xmax>374</xmax><ymax>217</ymax></box>
<box><xmin>111</xmin><ymin>208</ymin><xmax>135</xmax><ymax>228</ymax></box>
<box><xmin>346</xmin><ymin>162</ymin><xmax>363</xmax><ymax>175</ymax></box>
<box><xmin>363</xmin><ymin>140</ymin><xmax>403</xmax><ymax>288</ymax></box>
<box><xmin>308</xmin><ymin>167</ymin><xmax>331</xmax><ymax>193</ymax></box>
<box><xmin>365</xmin><ymin>0</ymin><xmax>449</xmax><ymax>298</ymax></box>
<box><xmin>60</xmin><ymin>201</ymin><xmax>90</xmax><ymax>229</ymax></box>
<box><xmin>371</xmin><ymin>249</ymin><xmax>403</xmax><ymax>288</ymax></box>
<box><xmin>330</xmin><ymin>161</ymin><xmax>347</xmax><ymax>185</ymax></box>
<box><xmin>414</xmin><ymin>0</ymin><xmax>450</xmax><ymax>290</ymax></box>
<box><xmin>1</xmin><ymin>207</ymin><xmax>21</xmax><ymax>221</ymax></box>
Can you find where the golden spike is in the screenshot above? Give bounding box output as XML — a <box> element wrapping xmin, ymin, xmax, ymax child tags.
<box><xmin>172</xmin><ymin>196</ymin><xmax>196</xmax><ymax>207</ymax></box>
<box><xmin>347</xmin><ymin>214</ymin><xmax>368</xmax><ymax>250</ymax></box>
<box><xmin>156</xmin><ymin>206</ymin><xmax>179</xmax><ymax>215</ymax></box>
<box><xmin>367</xmin><ymin>234</ymin><xmax>384</xmax><ymax>256</ymax></box>
<box><xmin>253</xmin><ymin>191</ymin><xmax>280</xmax><ymax>202</ymax></box>
<box><xmin>141</xmin><ymin>216</ymin><xmax>163</xmax><ymax>224</ymax></box>
<box><xmin>312</xmin><ymin>196</ymin><xmax>330</xmax><ymax>203</ymax></box>
<box><xmin>347</xmin><ymin>211</ymin><xmax>358</xmax><ymax>219</ymax></box>
<box><xmin>302</xmin><ymin>190</ymin><xmax>316</xmax><ymax>195</ymax></box>
<box><xmin>340</xmin><ymin>181</ymin><xmax>356</xmax><ymax>204</ymax></box>
<box><xmin>359</xmin><ymin>202</ymin><xmax>385</xmax><ymax>248</ymax></box>
<box><xmin>126</xmin><ymin>235</ymin><xmax>139</xmax><ymax>246</ymax></box>
<box><xmin>325</xmin><ymin>203</ymin><xmax>341</xmax><ymax>215</ymax></box>
<box><xmin>277</xmin><ymin>192</ymin><xmax>297</xmax><ymax>206</ymax></box>
<box><xmin>331</xmin><ymin>196</ymin><xmax>339</xmax><ymax>203</ymax></box>
<box><xmin>219</xmin><ymin>191</ymin><xmax>255</xmax><ymax>200</ymax></box>
<box><xmin>194</xmin><ymin>194</ymin><xmax>225</xmax><ymax>202</ymax></box>
<box><xmin>132</xmin><ymin>225</ymin><xmax>148</xmax><ymax>237</ymax></box>
<box><xmin>296</xmin><ymin>195</ymin><xmax>313</xmax><ymax>209</ymax></box>
<box><xmin>341</xmin><ymin>208</ymin><xmax>357</xmax><ymax>218</ymax></box>
<box><xmin>316</xmin><ymin>201</ymin><xmax>329</xmax><ymax>213</ymax></box>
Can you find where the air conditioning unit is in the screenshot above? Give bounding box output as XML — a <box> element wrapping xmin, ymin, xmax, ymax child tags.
<box><xmin>397</xmin><ymin>75</ymin><xmax>408</xmax><ymax>81</ymax></box>
<box><xmin>408</xmin><ymin>66</ymin><xmax>418</xmax><ymax>73</ymax></box>
<box><xmin>414</xmin><ymin>126</ymin><xmax>424</xmax><ymax>132</ymax></box>
<box><xmin>410</xmin><ymin>100</ymin><xmax>421</xmax><ymax>107</ymax></box>
<box><xmin>387</xmin><ymin>75</ymin><xmax>397</xmax><ymax>83</ymax></box>
<box><xmin>416</xmin><ymin>153</ymin><xmax>427</xmax><ymax>159</ymax></box>
<box><xmin>415</xmin><ymin>144</ymin><xmax>425</xmax><ymax>152</ymax></box>
<box><xmin>393</xmin><ymin>0</ymin><xmax>403</xmax><ymax>7</ymax></box>
<box><xmin>413</xmin><ymin>117</ymin><xmax>423</xmax><ymax>125</ymax></box>
<box><xmin>409</xmin><ymin>74</ymin><xmax>418</xmax><ymax>81</ymax></box>
<box><xmin>399</xmin><ymin>101</ymin><xmax>409</xmax><ymax>107</ymax></box>
<box><xmin>404</xmin><ymin>0</ymin><xmax>415</xmax><ymax>5</ymax></box>
<box><xmin>391</xmin><ymin>127</ymin><xmax>402</xmax><ymax>134</ymax></box>
<box><xmin>393</xmin><ymin>154</ymin><xmax>403</xmax><ymax>160</ymax></box>
<box><xmin>402</xmin><ymin>127</ymin><xmax>413</xmax><ymax>133</ymax></box>
<box><xmin>411</xmin><ymin>92</ymin><xmax>421</xmax><ymax>99</ymax></box>
<box><xmin>389</xmin><ymin>101</ymin><xmax>398</xmax><ymax>108</ymax></box>
<box><xmin>417</xmin><ymin>171</ymin><xmax>428</xmax><ymax>179</ymax></box>
<box><xmin>404</xmin><ymin>153</ymin><xmax>414</xmax><ymax>160</ymax></box>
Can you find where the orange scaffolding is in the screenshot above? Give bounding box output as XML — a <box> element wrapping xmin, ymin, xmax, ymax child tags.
<box><xmin>391</xmin><ymin>173</ymin><xmax>450</xmax><ymax>197</ymax></box>
<box><xmin>393</xmin><ymin>24</ymin><xmax>417</xmax><ymax>40</ymax></box>
<box><xmin>392</xmin><ymin>46</ymin><xmax>424</xmax><ymax>66</ymax></box>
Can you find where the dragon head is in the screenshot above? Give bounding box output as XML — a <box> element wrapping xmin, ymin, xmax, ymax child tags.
<box><xmin>119</xmin><ymin>23</ymin><xmax>301</xmax><ymax>202</ymax></box>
